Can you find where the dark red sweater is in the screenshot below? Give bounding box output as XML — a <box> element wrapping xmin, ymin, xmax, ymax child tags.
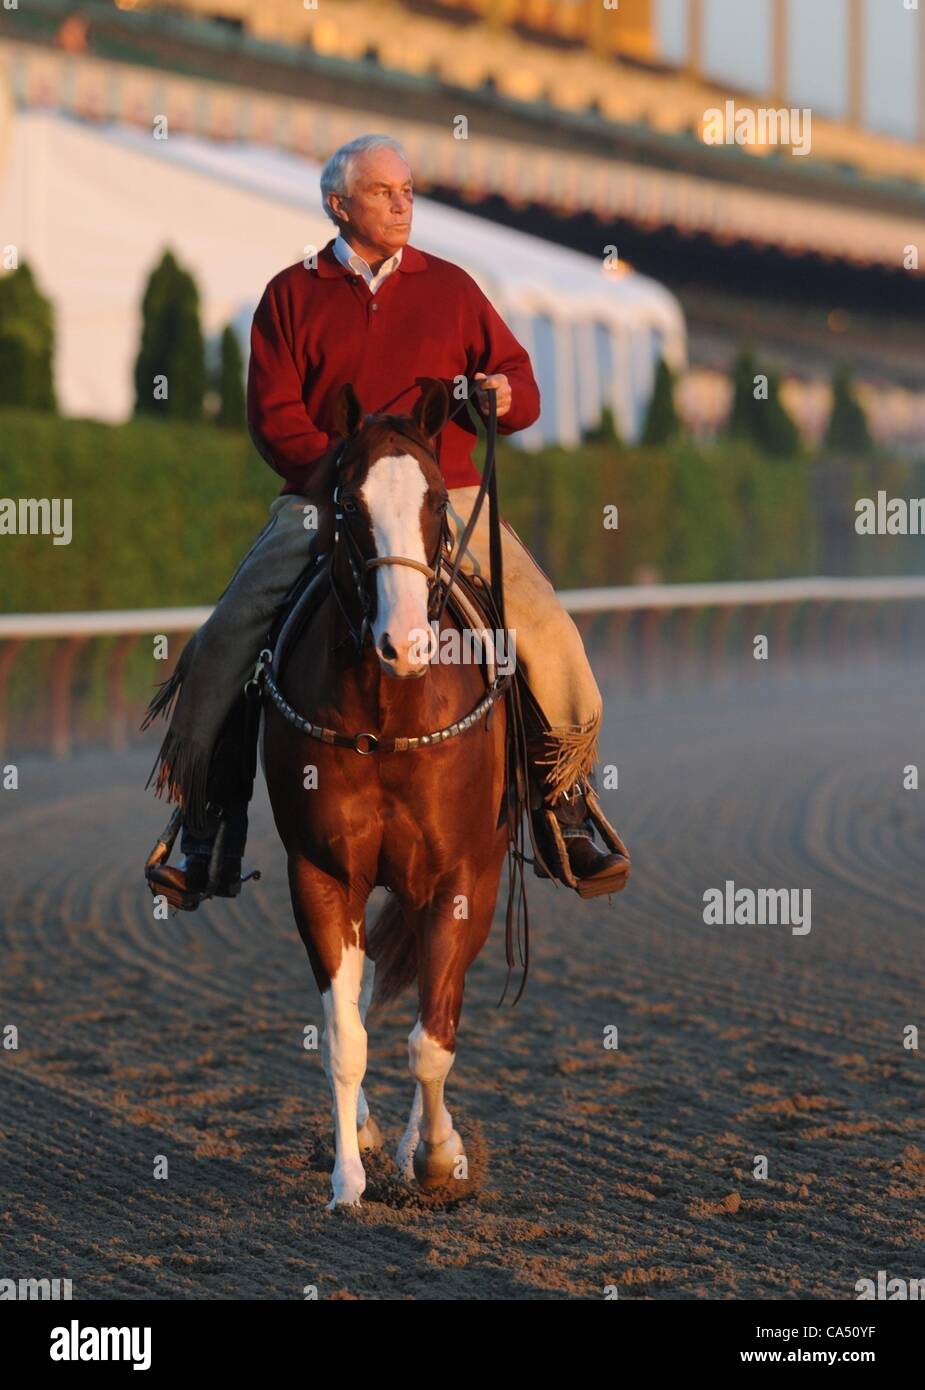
<box><xmin>246</xmin><ymin>239</ymin><xmax>541</xmax><ymax>493</ymax></box>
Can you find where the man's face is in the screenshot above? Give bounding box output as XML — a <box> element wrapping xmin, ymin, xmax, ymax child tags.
<box><xmin>332</xmin><ymin>148</ymin><xmax>414</xmax><ymax>255</ymax></box>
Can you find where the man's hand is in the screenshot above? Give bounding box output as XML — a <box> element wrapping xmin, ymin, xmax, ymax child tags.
<box><xmin>473</xmin><ymin>371</ymin><xmax>512</xmax><ymax>419</ymax></box>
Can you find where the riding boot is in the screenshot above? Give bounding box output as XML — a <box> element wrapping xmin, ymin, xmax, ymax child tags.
<box><xmin>145</xmin><ymin>800</ymin><xmax>254</xmax><ymax>911</ymax></box>
<box><xmin>530</xmin><ymin>770</ymin><xmax>631</xmax><ymax>899</ymax></box>
<box><xmin>145</xmin><ymin>692</ymin><xmax>261</xmax><ymax>911</ymax></box>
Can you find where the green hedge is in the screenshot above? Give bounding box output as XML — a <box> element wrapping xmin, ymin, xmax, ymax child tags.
<box><xmin>498</xmin><ymin>437</ymin><xmax>814</xmax><ymax>587</ymax></box>
<box><xmin>0</xmin><ymin>410</ymin><xmax>277</xmax><ymax>612</ymax></box>
<box><xmin>2</xmin><ymin>409</ymin><xmax>924</xmax><ymax>614</ymax></box>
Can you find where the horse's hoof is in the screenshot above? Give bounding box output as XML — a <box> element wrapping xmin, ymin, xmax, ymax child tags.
<box><xmin>357</xmin><ymin>1114</ymin><xmax>384</xmax><ymax>1152</ymax></box>
<box><xmin>326</xmin><ymin>1192</ymin><xmax>363</xmax><ymax>1211</ymax></box>
<box><xmin>327</xmin><ymin>1160</ymin><xmax>366</xmax><ymax>1208</ymax></box>
<box><xmin>412</xmin><ymin>1130</ymin><xmax>466</xmax><ymax>1190</ymax></box>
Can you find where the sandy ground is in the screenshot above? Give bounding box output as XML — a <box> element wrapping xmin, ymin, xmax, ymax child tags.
<box><xmin>0</xmin><ymin>660</ymin><xmax>923</xmax><ymax>1300</ymax></box>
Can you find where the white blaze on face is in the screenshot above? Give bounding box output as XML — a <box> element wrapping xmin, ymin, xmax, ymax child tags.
<box><xmin>361</xmin><ymin>452</ymin><xmax>430</xmax><ymax>677</ymax></box>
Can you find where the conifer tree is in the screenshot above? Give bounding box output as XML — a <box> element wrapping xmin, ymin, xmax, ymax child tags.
<box><xmin>0</xmin><ymin>261</ymin><xmax>56</xmax><ymax>410</ymax></box>
<box><xmin>216</xmin><ymin>323</ymin><xmax>246</xmax><ymax>429</ymax></box>
<box><xmin>641</xmin><ymin>356</ymin><xmax>681</xmax><ymax>446</ymax></box>
<box><xmin>728</xmin><ymin>348</ymin><xmax>800</xmax><ymax>456</ymax></box>
<box><xmin>824</xmin><ymin>363</ymin><xmax>873</xmax><ymax>455</ymax></box>
<box><xmin>134</xmin><ymin>250</ymin><xmax>206</xmax><ymax>421</ymax></box>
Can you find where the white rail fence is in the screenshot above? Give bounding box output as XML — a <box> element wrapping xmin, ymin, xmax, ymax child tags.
<box><xmin>2</xmin><ymin>577</ymin><xmax>924</xmax><ymax>755</ymax></box>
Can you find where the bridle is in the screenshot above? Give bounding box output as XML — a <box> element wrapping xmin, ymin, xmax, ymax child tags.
<box><xmin>326</xmin><ymin>418</ymin><xmax>453</xmax><ymax>656</ymax></box>
<box><xmin>257</xmin><ymin>388</ymin><xmax>512</xmax><ymax>755</ymax></box>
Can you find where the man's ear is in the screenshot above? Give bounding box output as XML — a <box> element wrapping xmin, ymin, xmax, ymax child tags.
<box><xmin>326</xmin><ymin>193</ymin><xmax>348</xmax><ymax>225</ymax></box>
<box><xmin>333</xmin><ymin>383</ymin><xmax>364</xmax><ymax>437</ymax></box>
<box><xmin>412</xmin><ymin>378</ymin><xmax>449</xmax><ymax>441</ymax></box>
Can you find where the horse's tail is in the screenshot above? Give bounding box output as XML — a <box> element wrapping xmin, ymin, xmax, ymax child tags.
<box><xmin>367</xmin><ymin>893</ymin><xmax>417</xmax><ymax>1009</ymax></box>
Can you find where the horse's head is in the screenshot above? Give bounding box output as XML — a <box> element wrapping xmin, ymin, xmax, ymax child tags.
<box><xmin>331</xmin><ymin>379</ymin><xmax>450</xmax><ymax>678</ymax></box>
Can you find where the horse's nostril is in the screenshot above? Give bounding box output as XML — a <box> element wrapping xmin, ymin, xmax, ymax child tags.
<box><xmin>380</xmin><ymin>633</ymin><xmax>398</xmax><ymax>661</ymax></box>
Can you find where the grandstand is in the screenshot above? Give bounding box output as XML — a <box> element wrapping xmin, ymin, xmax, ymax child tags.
<box><xmin>1</xmin><ymin>0</ymin><xmax>924</xmax><ymax>442</ymax></box>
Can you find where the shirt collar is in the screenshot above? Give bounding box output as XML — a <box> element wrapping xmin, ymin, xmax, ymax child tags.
<box><xmin>333</xmin><ymin>233</ymin><xmax>403</xmax><ymax>280</ymax></box>
<box><xmin>317</xmin><ymin>239</ymin><xmax>426</xmax><ymax>278</ymax></box>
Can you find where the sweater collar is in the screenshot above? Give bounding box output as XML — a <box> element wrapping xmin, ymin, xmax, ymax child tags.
<box><xmin>317</xmin><ymin>237</ymin><xmax>426</xmax><ymax>278</ymax></box>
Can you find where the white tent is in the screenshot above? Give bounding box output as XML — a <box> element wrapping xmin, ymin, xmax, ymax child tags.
<box><xmin>0</xmin><ymin>109</ymin><xmax>686</xmax><ymax>446</ymax></box>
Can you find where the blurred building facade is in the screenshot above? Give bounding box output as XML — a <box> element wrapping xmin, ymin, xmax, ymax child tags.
<box><xmin>136</xmin><ymin>0</ymin><xmax>656</xmax><ymax>60</ymax></box>
<box><xmin>1</xmin><ymin>0</ymin><xmax>924</xmax><ymax>448</ymax></box>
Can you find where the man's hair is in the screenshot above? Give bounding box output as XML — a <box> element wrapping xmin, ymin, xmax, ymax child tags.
<box><xmin>320</xmin><ymin>135</ymin><xmax>410</xmax><ymax>225</ymax></box>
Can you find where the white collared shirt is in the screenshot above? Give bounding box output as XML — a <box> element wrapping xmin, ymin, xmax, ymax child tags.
<box><xmin>333</xmin><ymin>233</ymin><xmax>403</xmax><ymax>295</ymax></box>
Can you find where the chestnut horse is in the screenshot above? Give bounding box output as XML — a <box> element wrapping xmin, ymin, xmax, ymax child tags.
<box><xmin>263</xmin><ymin>381</ymin><xmax>511</xmax><ymax>1208</ymax></box>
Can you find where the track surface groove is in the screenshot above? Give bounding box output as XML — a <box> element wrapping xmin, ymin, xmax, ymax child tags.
<box><xmin>1</xmin><ymin>662</ymin><xmax>923</xmax><ymax>1299</ymax></box>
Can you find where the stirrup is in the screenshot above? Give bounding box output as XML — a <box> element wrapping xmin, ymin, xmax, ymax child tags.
<box><xmin>568</xmin><ymin>837</ymin><xmax>631</xmax><ymax>900</ymax></box>
<box><xmin>146</xmin><ymin>858</ymin><xmax>209</xmax><ymax>912</ymax></box>
<box><xmin>145</xmin><ymin>806</ymin><xmax>182</xmax><ymax>880</ymax></box>
<box><xmin>532</xmin><ymin>785</ymin><xmax>631</xmax><ymax>897</ymax></box>
<box><xmin>144</xmin><ymin>807</ymin><xmax>203</xmax><ymax>910</ymax></box>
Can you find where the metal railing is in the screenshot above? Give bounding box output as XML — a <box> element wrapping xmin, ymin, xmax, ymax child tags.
<box><xmin>2</xmin><ymin>576</ymin><xmax>925</xmax><ymax>756</ymax></box>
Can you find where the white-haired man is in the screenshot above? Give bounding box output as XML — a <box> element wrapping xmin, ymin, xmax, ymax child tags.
<box><xmin>145</xmin><ymin>134</ymin><xmax>628</xmax><ymax>908</ymax></box>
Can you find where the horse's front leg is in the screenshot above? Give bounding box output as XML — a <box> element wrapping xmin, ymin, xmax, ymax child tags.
<box><xmin>289</xmin><ymin>859</ymin><xmax>371</xmax><ymax>1208</ymax></box>
<box><xmin>407</xmin><ymin>881</ymin><xmax>496</xmax><ymax>1191</ymax></box>
<box><xmin>409</xmin><ymin>1014</ymin><xmax>463</xmax><ymax>1190</ymax></box>
<box><xmin>322</xmin><ymin>925</ymin><xmax>370</xmax><ymax>1208</ymax></box>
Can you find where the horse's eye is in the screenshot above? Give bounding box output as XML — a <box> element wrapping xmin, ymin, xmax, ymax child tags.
<box><xmin>341</xmin><ymin>496</ymin><xmax>358</xmax><ymax>514</ymax></box>
<box><xmin>436</xmin><ymin>498</ymin><xmax>448</xmax><ymax>514</ymax></box>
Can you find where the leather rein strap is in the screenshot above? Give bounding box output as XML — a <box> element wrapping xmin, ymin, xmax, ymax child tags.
<box><xmin>432</xmin><ymin>386</ymin><xmax>502</xmax><ymax>629</ymax></box>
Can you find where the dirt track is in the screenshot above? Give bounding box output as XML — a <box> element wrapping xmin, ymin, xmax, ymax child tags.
<box><xmin>1</xmin><ymin>662</ymin><xmax>923</xmax><ymax>1300</ymax></box>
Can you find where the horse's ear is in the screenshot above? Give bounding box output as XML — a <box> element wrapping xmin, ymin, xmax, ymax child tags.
<box><xmin>412</xmin><ymin>379</ymin><xmax>449</xmax><ymax>441</ymax></box>
<box><xmin>333</xmin><ymin>383</ymin><xmax>364</xmax><ymax>438</ymax></box>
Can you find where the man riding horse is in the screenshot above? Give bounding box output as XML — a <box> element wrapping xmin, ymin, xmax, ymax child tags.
<box><xmin>144</xmin><ymin>133</ymin><xmax>628</xmax><ymax>908</ymax></box>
